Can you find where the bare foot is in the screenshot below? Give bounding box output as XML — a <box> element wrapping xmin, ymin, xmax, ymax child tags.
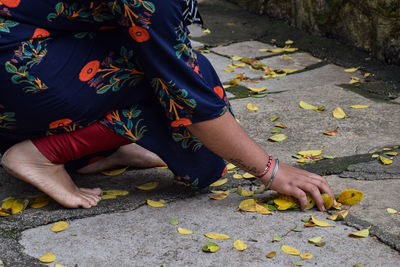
<box><xmin>1</xmin><ymin>140</ymin><xmax>101</xmax><ymax>209</ymax></box>
<box><xmin>77</xmin><ymin>143</ymin><xmax>166</xmax><ymax>174</ymax></box>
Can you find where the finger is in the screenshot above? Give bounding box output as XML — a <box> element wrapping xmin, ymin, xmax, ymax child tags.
<box><xmin>310</xmin><ymin>176</ymin><xmax>336</xmax><ymax>206</ymax></box>
<box><xmin>300</xmin><ymin>182</ymin><xmax>325</xmax><ymax>211</ymax></box>
<box><xmin>291</xmin><ymin>188</ymin><xmax>307</xmax><ymax>211</ymax></box>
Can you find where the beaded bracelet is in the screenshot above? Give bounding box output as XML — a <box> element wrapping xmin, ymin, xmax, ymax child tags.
<box><xmin>255</xmin><ymin>155</ymin><xmax>273</xmax><ymax>179</ymax></box>
<box><xmin>265</xmin><ymin>158</ymin><xmax>279</xmax><ymax>190</ymax></box>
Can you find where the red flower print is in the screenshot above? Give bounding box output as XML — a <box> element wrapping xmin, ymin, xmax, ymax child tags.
<box><xmin>1</xmin><ymin>0</ymin><xmax>21</xmax><ymax>8</ymax></box>
<box><xmin>129</xmin><ymin>26</ymin><xmax>150</xmax><ymax>42</ymax></box>
<box><xmin>79</xmin><ymin>60</ymin><xmax>100</xmax><ymax>82</ymax></box>
<box><xmin>49</xmin><ymin>118</ymin><xmax>72</xmax><ymax>129</ymax></box>
<box><xmin>32</xmin><ymin>28</ymin><xmax>50</xmax><ymax>39</ymax></box>
<box><xmin>171</xmin><ymin>118</ymin><xmax>192</xmax><ymax>127</ymax></box>
<box><xmin>213</xmin><ymin>86</ymin><xmax>224</xmax><ymax>99</ymax></box>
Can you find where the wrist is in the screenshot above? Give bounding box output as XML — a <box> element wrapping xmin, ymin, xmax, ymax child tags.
<box><xmin>259</xmin><ymin>158</ymin><xmax>279</xmax><ymax>190</ymax></box>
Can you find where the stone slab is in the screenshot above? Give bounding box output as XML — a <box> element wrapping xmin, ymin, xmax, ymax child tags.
<box><xmin>210</xmin><ymin>41</ymin><xmax>280</xmax><ymax>59</ymax></box>
<box><xmin>259</xmin><ymin>52</ymin><xmax>322</xmax><ymax>70</ymax></box>
<box><xmin>20</xmin><ymin>188</ymin><xmax>400</xmax><ymax>267</ymax></box>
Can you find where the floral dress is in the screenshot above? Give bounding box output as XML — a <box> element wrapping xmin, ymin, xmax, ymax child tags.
<box><xmin>0</xmin><ymin>0</ymin><xmax>231</xmax><ymax>188</ymax></box>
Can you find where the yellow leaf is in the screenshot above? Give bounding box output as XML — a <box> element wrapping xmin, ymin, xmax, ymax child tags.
<box><xmin>246</xmin><ymin>103</ymin><xmax>259</xmax><ymax>111</ymax></box>
<box><xmin>232</xmin><ymin>56</ymin><xmax>243</xmax><ymax>61</ymax></box>
<box><xmin>254</xmin><ymin>185</ymin><xmax>266</xmax><ymax>194</ymax></box>
<box><xmin>268</xmin><ymin>133</ymin><xmax>287</xmax><ymax>142</ymax></box>
<box><xmin>327</xmin><ymin>209</ymin><xmax>349</xmax><ymax>221</ymax></box>
<box><xmin>55</xmin><ymin>265</ymin><xmax>65</xmax><ymax>267</ymax></box>
<box><xmin>386</xmin><ymin>208</ymin><xmax>399</xmax><ymax>214</ymax></box>
<box><xmin>102</xmin><ymin>190</ymin><xmax>129</xmax><ymax>196</ymax></box>
<box><xmin>299</xmin><ymin>100</ymin><xmax>321</xmax><ymax>111</ymax></box>
<box><xmin>210</xmin><ymin>191</ymin><xmax>230</xmax><ymax>200</ymax></box>
<box><xmin>311</xmin><ymin>216</ymin><xmax>333</xmax><ymax>227</ymax></box>
<box><xmin>40</xmin><ymin>251</ymin><xmax>56</xmax><ymax>263</ymax></box>
<box><xmin>349</xmin><ymin>226</ymin><xmax>371</xmax><ymax>238</ymax></box>
<box><xmin>256</xmin><ymin>204</ymin><xmax>271</xmax><ymax>215</ymax></box>
<box><xmin>308</xmin><ymin>236</ymin><xmax>323</xmax><ymax>244</ymax></box>
<box><xmin>380</xmin><ymin>155</ymin><xmax>393</xmax><ymax>165</ymax></box>
<box><xmin>282</xmin><ymin>55</ymin><xmax>293</xmax><ymax>60</ymax></box>
<box><xmin>274</xmin><ymin>199</ymin><xmax>296</xmax><ymax>210</ymax></box>
<box><xmin>226</xmin><ymin>163</ymin><xmax>236</xmax><ymax>170</ymax></box>
<box><xmin>223</xmin><ymin>84</ymin><xmax>233</xmax><ymax>89</ymax></box>
<box><xmin>202</xmin><ymin>241</ymin><xmax>220</xmax><ymax>252</ymax></box>
<box><xmin>275</xmin><ymin>124</ymin><xmax>288</xmax><ymax>128</ymax></box>
<box><xmin>248</xmin><ymin>86</ymin><xmax>268</xmax><ymax>92</ymax></box>
<box><xmin>203</xmin><ymin>28</ymin><xmax>211</xmax><ymax>34</ymax></box>
<box><xmin>321</xmin><ymin>193</ymin><xmax>334</xmax><ymax>209</ymax></box>
<box><xmin>333</xmin><ymin>107</ymin><xmax>347</xmax><ymax>119</ymax></box>
<box><xmin>209</xmin><ymin>178</ymin><xmax>228</xmax><ymax>187</ymax></box>
<box><xmin>278</xmin><ymin>68</ymin><xmax>298</xmax><ymax>74</ymax></box>
<box><xmin>237</xmin><ymin>186</ymin><xmax>254</xmax><ymax>197</ymax></box>
<box><xmin>233</xmin><ymin>240</ymin><xmax>247</xmax><ymax>251</ymax></box>
<box><xmin>384</xmin><ymin>151</ymin><xmax>398</xmax><ymax>156</ymax></box>
<box><xmin>224</xmin><ymin>68</ymin><xmax>234</xmax><ymax>72</ymax></box>
<box><xmin>259</xmin><ymin>48</ymin><xmax>285</xmax><ymax>53</ymax></box>
<box><xmin>101</xmin><ymin>194</ymin><xmax>116</xmax><ymax>200</ymax></box>
<box><xmin>135</xmin><ymin>182</ymin><xmax>159</xmax><ymax>191</ymax></box>
<box><xmin>350</xmin><ymin>77</ymin><xmax>361</xmax><ymax>84</ymax></box>
<box><xmin>177</xmin><ymin>227</ymin><xmax>193</xmax><ymax>235</ymax></box>
<box><xmin>344</xmin><ymin>67</ymin><xmax>360</xmax><ymax>72</ymax></box>
<box><xmin>350</xmin><ymin>105</ymin><xmax>369</xmax><ymax>109</ymax></box>
<box><xmin>238</xmin><ymin>199</ymin><xmax>257</xmax><ymax>212</ymax></box>
<box><xmin>242</xmin><ymin>172</ymin><xmax>255</xmax><ymax>179</ymax></box>
<box><xmin>204</xmin><ymin>233</ymin><xmax>231</xmax><ymax>240</ymax></box>
<box><xmin>285</xmin><ymin>40</ymin><xmax>294</xmax><ymax>45</ymax></box>
<box><xmin>281</xmin><ymin>244</ymin><xmax>300</xmax><ymax>255</ymax></box>
<box><xmin>101</xmin><ymin>166</ymin><xmax>129</xmax><ymax>176</ymax></box>
<box><xmin>147</xmin><ymin>199</ymin><xmax>165</xmax><ymax>208</ymax></box>
<box><xmin>297</xmin><ymin>149</ymin><xmax>323</xmax><ymax>157</ymax></box>
<box><xmin>323</xmin><ymin>130</ymin><xmax>338</xmax><ymax>136</ymax></box>
<box><xmin>269</xmin><ymin>116</ymin><xmax>280</xmax><ymax>122</ymax></box>
<box><xmin>300</xmin><ymin>253</ymin><xmax>313</xmax><ymax>259</ymax></box>
<box><xmin>1</xmin><ymin>197</ymin><xmax>15</xmax><ymax>210</ymax></box>
<box><xmin>155</xmin><ymin>166</ymin><xmax>168</xmax><ymax>169</ymax></box>
<box><xmin>31</xmin><ymin>195</ymin><xmax>50</xmax><ymax>209</ymax></box>
<box><xmin>11</xmin><ymin>199</ymin><xmax>28</xmax><ymax>215</ymax></box>
<box><xmin>337</xmin><ymin>189</ymin><xmax>363</xmax><ymax>205</ymax></box>
<box><xmin>266</xmin><ymin>251</ymin><xmax>277</xmax><ymax>258</ymax></box>
<box><xmin>233</xmin><ymin>174</ymin><xmax>243</xmax><ymax>179</ymax></box>
<box><xmin>51</xmin><ymin>221</ymin><xmax>69</xmax><ymax>233</ymax></box>
<box><xmin>371</xmin><ymin>154</ymin><xmax>379</xmax><ymax>158</ymax></box>
<box><xmin>283</xmin><ymin>47</ymin><xmax>298</xmax><ymax>52</ymax></box>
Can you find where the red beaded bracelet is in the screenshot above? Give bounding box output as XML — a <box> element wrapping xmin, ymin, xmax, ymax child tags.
<box><xmin>255</xmin><ymin>156</ymin><xmax>274</xmax><ymax>179</ymax></box>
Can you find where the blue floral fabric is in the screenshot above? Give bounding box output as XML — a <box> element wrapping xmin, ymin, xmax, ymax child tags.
<box><xmin>0</xmin><ymin>0</ymin><xmax>230</xmax><ymax>188</ymax></box>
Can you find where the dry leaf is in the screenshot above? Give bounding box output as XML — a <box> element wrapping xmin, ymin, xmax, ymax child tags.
<box><xmin>102</xmin><ymin>190</ymin><xmax>129</xmax><ymax>196</ymax></box>
<box><xmin>269</xmin><ymin>116</ymin><xmax>280</xmax><ymax>122</ymax></box>
<box><xmin>386</xmin><ymin>208</ymin><xmax>399</xmax><ymax>214</ymax></box>
<box><xmin>237</xmin><ymin>186</ymin><xmax>254</xmax><ymax>197</ymax></box>
<box><xmin>299</xmin><ymin>100</ymin><xmax>324</xmax><ymax>111</ymax></box>
<box><xmin>242</xmin><ymin>173</ymin><xmax>255</xmax><ymax>179</ymax></box>
<box><xmin>233</xmin><ymin>174</ymin><xmax>243</xmax><ymax>179</ymax></box>
<box><xmin>308</xmin><ymin>236</ymin><xmax>323</xmax><ymax>244</ymax></box>
<box><xmin>238</xmin><ymin>199</ymin><xmax>257</xmax><ymax>212</ymax></box>
<box><xmin>282</xmin><ymin>55</ymin><xmax>292</xmax><ymax>60</ymax></box>
<box><xmin>281</xmin><ymin>244</ymin><xmax>300</xmax><ymax>255</ymax></box>
<box><xmin>256</xmin><ymin>204</ymin><xmax>271</xmax><ymax>215</ymax></box>
<box><xmin>298</xmin><ymin>149</ymin><xmax>323</xmax><ymax>157</ymax></box>
<box><xmin>246</xmin><ymin>103</ymin><xmax>259</xmax><ymax>111</ymax></box>
<box><xmin>205</xmin><ymin>233</ymin><xmax>231</xmax><ymax>240</ymax></box>
<box><xmin>248</xmin><ymin>86</ymin><xmax>267</xmax><ymax>92</ymax></box>
<box><xmin>278</xmin><ymin>68</ymin><xmax>298</xmax><ymax>74</ymax></box>
<box><xmin>210</xmin><ymin>190</ymin><xmax>230</xmax><ymax>200</ymax></box>
<box><xmin>1</xmin><ymin>197</ymin><xmax>15</xmax><ymax>210</ymax></box>
<box><xmin>344</xmin><ymin>67</ymin><xmax>360</xmax><ymax>72</ymax></box>
<box><xmin>333</xmin><ymin>107</ymin><xmax>347</xmax><ymax>119</ymax></box>
<box><xmin>350</xmin><ymin>105</ymin><xmax>369</xmax><ymax>109</ymax></box>
<box><xmin>380</xmin><ymin>155</ymin><xmax>392</xmax><ymax>165</ymax></box>
<box><xmin>233</xmin><ymin>240</ymin><xmax>247</xmax><ymax>251</ymax></box>
<box><xmin>226</xmin><ymin>163</ymin><xmax>236</xmax><ymax>170</ymax></box>
<box><xmin>311</xmin><ymin>216</ymin><xmax>333</xmax><ymax>227</ymax></box>
<box><xmin>300</xmin><ymin>253</ymin><xmax>313</xmax><ymax>259</ymax></box>
<box><xmin>39</xmin><ymin>251</ymin><xmax>56</xmax><ymax>263</ymax></box>
<box><xmin>321</xmin><ymin>193</ymin><xmax>334</xmax><ymax>209</ymax></box>
<box><xmin>266</xmin><ymin>251</ymin><xmax>277</xmax><ymax>258</ymax></box>
<box><xmin>136</xmin><ymin>182</ymin><xmax>159</xmax><ymax>191</ymax></box>
<box><xmin>268</xmin><ymin>133</ymin><xmax>287</xmax><ymax>142</ymax></box>
<box><xmin>203</xmin><ymin>28</ymin><xmax>211</xmax><ymax>34</ymax></box>
<box><xmin>349</xmin><ymin>226</ymin><xmax>371</xmax><ymax>238</ymax></box>
<box><xmin>384</xmin><ymin>151</ymin><xmax>398</xmax><ymax>156</ymax></box>
<box><xmin>327</xmin><ymin>209</ymin><xmax>349</xmax><ymax>221</ymax></box>
<box><xmin>101</xmin><ymin>194</ymin><xmax>116</xmax><ymax>200</ymax></box>
<box><xmin>324</xmin><ymin>130</ymin><xmax>338</xmax><ymax>136</ymax></box>
<box><xmin>350</xmin><ymin>77</ymin><xmax>361</xmax><ymax>84</ymax></box>
<box><xmin>51</xmin><ymin>221</ymin><xmax>69</xmax><ymax>233</ymax></box>
<box><xmin>274</xmin><ymin>199</ymin><xmax>296</xmax><ymax>210</ymax></box>
<box><xmin>11</xmin><ymin>199</ymin><xmax>28</xmax><ymax>215</ymax></box>
<box><xmin>209</xmin><ymin>178</ymin><xmax>228</xmax><ymax>187</ymax></box>
<box><xmin>337</xmin><ymin>189</ymin><xmax>363</xmax><ymax>205</ymax></box>
<box><xmin>101</xmin><ymin>166</ymin><xmax>129</xmax><ymax>176</ymax></box>
<box><xmin>202</xmin><ymin>242</ymin><xmax>220</xmax><ymax>253</ymax></box>
<box><xmin>275</xmin><ymin>124</ymin><xmax>288</xmax><ymax>128</ymax></box>
<box><xmin>169</xmin><ymin>219</ymin><xmax>179</xmax><ymax>225</ymax></box>
<box><xmin>147</xmin><ymin>200</ymin><xmax>165</xmax><ymax>208</ymax></box>
<box><xmin>31</xmin><ymin>195</ymin><xmax>50</xmax><ymax>209</ymax></box>
<box><xmin>371</xmin><ymin>154</ymin><xmax>379</xmax><ymax>158</ymax></box>
<box><xmin>224</xmin><ymin>68</ymin><xmax>234</xmax><ymax>72</ymax></box>
<box><xmin>177</xmin><ymin>227</ymin><xmax>193</xmax><ymax>235</ymax></box>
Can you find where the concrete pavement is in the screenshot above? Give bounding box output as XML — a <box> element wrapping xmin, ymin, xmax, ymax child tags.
<box><xmin>1</xmin><ymin>0</ymin><xmax>399</xmax><ymax>266</ymax></box>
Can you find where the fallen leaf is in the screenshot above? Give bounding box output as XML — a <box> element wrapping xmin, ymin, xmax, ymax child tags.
<box><xmin>233</xmin><ymin>174</ymin><xmax>243</xmax><ymax>179</ymax></box>
<box><xmin>226</xmin><ymin>163</ymin><xmax>236</xmax><ymax>170</ymax></box>
<box><xmin>299</xmin><ymin>101</ymin><xmax>324</xmax><ymax>111</ymax></box>
<box><xmin>210</xmin><ymin>190</ymin><xmax>230</xmax><ymax>200</ymax></box>
<box><xmin>311</xmin><ymin>216</ymin><xmax>333</xmax><ymax>227</ymax></box>
<box><xmin>177</xmin><ymin>227</ymin><xmax>193</xmax><ymax>235</ymax></box>
<box><xmin>232</xmin><ymin>56</ymin><xmax>243</xmax><ymax>61</ymax></box>
<box><xmin>155</xmin><ymin>166</ymin><xmax>168</xmax><ymax>169</ymax></box>
<box><xmin>323</xmin><ymin>130</ymin><xmax>338</xmax><ymax>136</ymax></box>
<box><xmin>203</xmin><ymin>28</ymin><xmax>211</xmax><ymax>34</ymax></box>
<box><xmin>282</xmin><ymin>55</ymin><xmax>292</xmax><ymax>60</ymax></box>
<box><xmin>333</xmin><ymin>107</ymin><xmax>347</xmax><ymax>119</ymax></box>
<box><xmin>293</xmin><ymin>261</ymin><xmax>303</xmax><ymax>266</ymax></box>
<box><xmin>169</xmin><ymin>219</ymin><xmax>179</xmax><ymax>225</ymax></box>
<box><xmin>147</xmin><ymin>199</ymin><xmax>165</xmax><ymax>208</ymax></box>
<box><xmin>327</xmin><ymin>209</ymin><xmax>349</xmax><ymax>221</ymax></box>
<box><xmin>1</xmin><ymin>197</ymin><xmax>15</xmax><ymax>210</ymax></box>
<box><xmin>31</xmin><ymin>195</ymin><xmax>50</xmax><ymax>209</ymax></box>
<box><xmin>350</xmin><ymin>77</ymin><xmax>361</xmax><ymax>84</ymax></box>
<box><xmin>254</xmin><ymin>185</ymin><xmax>266</xmax><ymax>194</ymax></box>
<box><xmin>51</xmin><ymin>221</ymin><xmax>69</xmax><ymax>233</ymax></box>
<box><xmin>102</xmin><ymin>190</ymin><xmax>129</xmax><ymax>196</ymax></box>
<box><xmin>234</xmin><ymin>240</ymin><xmax>247</xmax><ymax>251</ymax></box>
<box><xmin>256</xmin><ymin>204</ymin><xmax>271</xmax><ymax>215</ymax></box>
<box><xmin>55</xmin><ymin>264</ymin><xmax>65</xmax><ymax>267</ymax></box>
<box><xmin>248</xmin><ymin>86</ymin><xmax>268</xmax><ymax>92</ymax></box>
<box><xmin>272</xmin><ymin>235</ymin><xmax>282</xmax><ymax>242</ymax></box>
<box><xmin>237</xmin><ymin>186</ymin><xmax>254</xmax><ymax>197</ymax></box>
<box><xmin>238</xmin><ymin>199</ymin><xmax>257</xmax><ymax>212</ymax></box>
<box><xmin>281</xmin><ymin>244</ymin><xmax>300</xmax><ymax>255</ymax></box>
<box><xmin>40</xmin><ymin>251</ymin><xmax>56</xmax><ymax>263</ymax></box>
<box><xmin>101</xmin><ymin>194</ymin><xmax>116</xmax><ymax>200</ymax></box>
<box><xmin>274</xmin><ymin>198</ymin><xmax>296</xmax><ymax>210</ymax></box>
<box><xmin>300</xmin><ymin>253</ymin><xmax>313</xmax><ymax>260</ymax></box>
<box><xmin>386</xmin><ymin>208</ymin><xmax>399</xmax><ymax>214</ymax></box>
<box><xmin>371</xmin><ymin>154</ymin><xmax>379</xmax><ymax>158</ymax></box>
<box><xmin>268</xmin><ymin>133</ymin><xmax>287</xmax><ymax>142</ymax></box>
<box><xmin>101</xmin><ymin>166</ymin><xmax>129</xmax><ymax>176</ymax></box>
<box><xmin>205</xmin><ymin>233</ymin><xmax>230</xmax><ymax>240</ymax></box>
<box><xmin>11</xmin><ymin>199</ymin><xmax>28</xmax><ymax>215</ymax></box>
<box><xmin>297</xmin><ymin>149</ymin><xmax>323</xmax><ymax>157</ymax></box>
<box><xmin>266</xmin><ymin>251</ymin><xmax>277</xmax><ymax>258</ymax></box>
<box><xmin>224</xmin><ymin>68</ymin><xmax>234</xmax><ymax>72</ymax></box>
<box><xmin>242</xmin><ymin>173</ymin><xmax>255</xmax><ymax>179</ymax></box>
<box><xmin>337</xmin><ymin>189</ymin><xmax>363</xmax><ymax>205</ymax></box>
<box><xmin>344</xmin><ymin>67</ymin><xmax>360</xmax><ymax>72</ymax></box>
<box><xmin>202</xmin><ymin>241</ymin><xmax>220</xmax><ymax>252</ymax></box>
<box><xmin>380</xmin><ymin>155</ymin><xmax>392</xmax><ymax>165</ymax></box>
<box><xmin>136</xmin><ymin>182</ymin><xmax>159</xmax><ymax>191</ymax></box>
<box><xmin>308</xmin><ymin>236</ymin><xmax>323</xmax><ymax>244</ymax></box>
<box><xmin>350</xmin><ymin>105</ymin><xmax>369</xmax><ymax>109</ymax></box>
<box><xmin>246</xmin><ymin>103</ymin><xmax>259</xmax><ymax>111</ymax></box>
<box><xmin>349</xmin><ymin>226</ymin><xmax>371</xmax><ymax>238</ymax></box>
<box><xmin>384</xmin><ymin>151</ymin><xmax>398</xmax><ymax>156</ymax></box>
<box><xmin>278</xmin><ymin>68</ymin><xmax>298</xmax><ymax>74</ymax></box>
<box><xmin>275</xmin><ymin>124</ymin><xmax>288</xmax><ymax>128</ymax></box>
<box><xmin>269</xmin><ymin>116</ymin><xmax>280</xmax><ymax>122</ymax></box>
<box><xmin>209</xmin><ymin>178</ymin><xmax>228</xmax><ymax>187</ymax></box>
<box><xmin>285</xmin><ymin>40</ymin><xmax>294</xmax><ymax>45</ymax></box>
